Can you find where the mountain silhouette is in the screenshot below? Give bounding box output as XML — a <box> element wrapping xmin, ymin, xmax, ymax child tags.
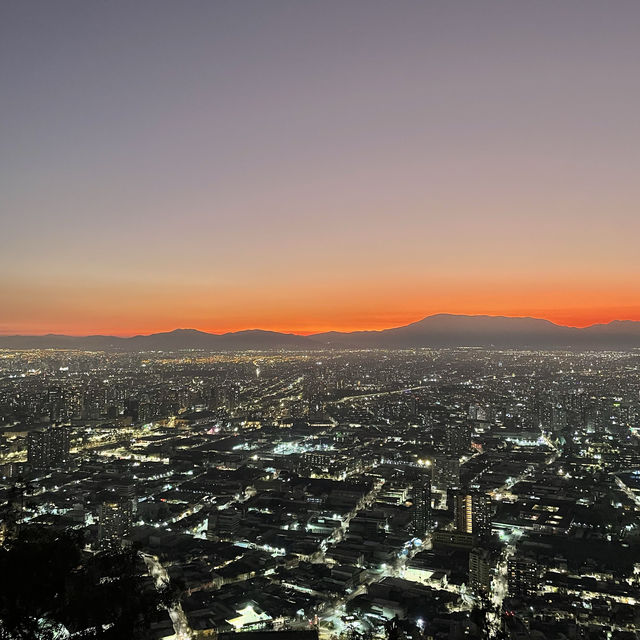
<box><xmin>1</xmin><ymin>315</ymin><xmax>640</xmax><ymax>350</ymax></box>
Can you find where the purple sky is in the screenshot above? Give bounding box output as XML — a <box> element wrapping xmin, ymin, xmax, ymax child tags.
<box><xmin>2</xmin><ymin>1</ymin><xmax>640</xmax><ymax>334</ymax></box>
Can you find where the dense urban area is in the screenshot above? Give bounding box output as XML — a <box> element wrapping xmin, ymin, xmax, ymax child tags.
<box><xmin>1</xmin><ymin>348</ymin><xmax>639</xmax><ymax>640</ymax></box>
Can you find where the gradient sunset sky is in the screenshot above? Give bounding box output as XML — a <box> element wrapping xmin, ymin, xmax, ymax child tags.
<box><xmin>2</xmin><ymin>1</ymin><xmax>640</xmax><ymax>336</ymax></box>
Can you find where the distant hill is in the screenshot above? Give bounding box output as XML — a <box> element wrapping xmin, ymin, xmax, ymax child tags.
<box><xmin>314</xmin><ymin>314</ymin><xmax>640</xmax><ymax>348</ymax></box>
<box><xmin>0</xmin><ymin>328</ymin><xmax>313</xmax><ymax>351</ymax></box>
<box><xmin>2</xmin><ymin>314</ymin><xmax>640</xmax><ymax>350</ymax></box>
<box><xmin>313</xmin><ymin>314</ymin><xmax>577</xmax><ymax>348</ymax></box>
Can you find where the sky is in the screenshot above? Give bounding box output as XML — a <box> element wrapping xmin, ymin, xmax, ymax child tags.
<box><xmin>2</xmin><ymin>0</ymin><xmax>640</xmax><ymax>336</ymax></box>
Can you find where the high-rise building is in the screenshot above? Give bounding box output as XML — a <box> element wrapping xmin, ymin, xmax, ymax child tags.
<box><xmin>432</xmin><ymin>456</ymin><xmax>460</xmax><ymax>492</ymax></box>
<box><xmin>508</xmin><ymin>553</ymin><xmax>538</xmax><ymax>597</ymax></box>
<box><xmin>27</xmin><ymin>426</ymin><xmax>71</xmax><ymax>470</ymax></box>
<box><xmin>469</xmin><ymin>547</ymin><xmax>492</xmax><ymax>595</ymax></box>
<box><xmin>124</xmin><ymin>398</ymin><xmax>140</xmax><ymax>422</ymax></box>
<box><xmin>98</xmin><ymin>499</ymin><xmax>133</xmax><ymax>549</ymax></box>
<box><xmin>410</xmin><ymin>482</ymin><xmax>432</xmax><ymax>538</ymax></box>
<box><xmin>27</xmin><ymin>431</ymin><xmax>48</xmax><ymax>469</ymax></box>
<box><xmin>468</xmin><ymin>404</ymin><xmax>488</xmax><ymax>422</ymax></box>
<box><xmin>49</xmin><ymin>426</ymin><xmax>70</xmax><ymax>465</ymax></box>
<box><xmin>114</xmin><ymin>478</ymin><xmax>137</xmax><ymax>514</ymax></box>
<box><xmin>453</xmin><ymin>490</ymin><xmax>492</xmax><ymax>540</ymax></box>
<box><xmin>444</xmin><ymin>422</ymin><xmax>471</xmax><ymax>457</ymax></box>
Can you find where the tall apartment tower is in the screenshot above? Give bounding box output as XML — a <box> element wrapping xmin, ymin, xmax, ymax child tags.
<box><xmin>27</xmin><ymin>426</ymin><xmax>71</xmax><ymax>469</ymax></box>
<box><xmin>508</xmin><ymin>553</ymin><xmax>538</xmax><ymax>597</ymax></box>
<box><xmin>432</xmin><ymin>456</ymin><xmax>460</xmax><ymax>492</ymax></box>
<box><xmin>444</xmin><ymin>422</ymin><xmax>471</xmax><ymax>457</ymax></box>
<box><xmin>114</xmin><ymin>477</ymin><xmax>137</xmax><ymax>514</ymax></box>
<box><xmin>49</xmin><ymin>426</ymin><xmax>70</xmax><ymax>464</ymax></box>
<box><xmin>98</xmin><ymin>499</ymin><xmax>133</xmax><ymax>549</ymax></box>
<box><xmin>27</xmin><ymin>431</ymin><xmax>49</xmax><ymax>469</ymax></box>
<box><xmin>453</xmin><ymin>490</ymin><xmax>492</xmax><ymax>540</ymax></box>
<box><xmin>410</xmin><ymin>481</ymin><xmax>432</xmax><ymax>538</ymax></box>
<box><xmin>469</xmin><ymin>547</ymin><xmax>492</xmax><ymax>595</ymax></box>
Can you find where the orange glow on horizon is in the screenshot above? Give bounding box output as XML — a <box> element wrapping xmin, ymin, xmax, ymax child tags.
<box><xmin>4</xmin><ymin>271</ymin><xmax>640</xmax><ymax>337</ymax></box>
<box><xmin>4</xmin><ymin>307</ymin><xmax>640</xmax><ymax>337</ymax></box>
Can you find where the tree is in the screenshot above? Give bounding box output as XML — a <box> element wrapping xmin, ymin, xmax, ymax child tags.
<box><xmin>0</xmin><ymin>527</ymin><xmax>162</xmax><ymax>639</ymax></box>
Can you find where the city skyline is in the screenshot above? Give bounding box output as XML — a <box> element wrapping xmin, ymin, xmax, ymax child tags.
<box><xmin>2</xmin><ymin>348</ymin><xmax>639</xmax><ymax>638</ymax></box>
<box><xmin>3</xmin><ymin>1</ymin><xmax>640</xmax><ymax>335</ymax></box>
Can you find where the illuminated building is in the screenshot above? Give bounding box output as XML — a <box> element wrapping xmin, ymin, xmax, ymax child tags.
<box><xmin>432</xmin><ymin>456</ymin><xmax>460</xmax><ymax>492</ymax></box>
<box><xmin>469</xmin><ymin>547</ymin><xmax>492</xmax><ymax>595</ymax></box>
<box><xmin>453</xmin><ymin>490</ymin><xmax>492</xmax><ymax>540</ymax></box>
<box><xmin>98</xmin><ymin>499</ymin><xmax>133</xmax><ymax>549</ymax></box>
<box><xmin>508</xmin><ymin>553</ymin><xmax>538</xmax><ymax>597</ymax></box>
<box><xmin>444</xmin><ymin>422</ymin><xmax>471</xmax><ymax>457</ymax></box>
<box><xmin>27</xmin><ymin>426</ymin><xmax>71</xmax><ymax>470</ymax></box>
<box><xmin>114</xmin><ymin>478</ymin><xmax>137</xmax><ymax>515</ymax></box>
<box><xmin>410</xmin><ymin>481</ymin><xmax>432</xmax><ymax>537</ymax></box>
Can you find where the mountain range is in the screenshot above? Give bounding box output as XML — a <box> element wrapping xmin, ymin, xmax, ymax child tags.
<box><xmin>2</xmin><ymin>314</ymin><xmax>640</xmax><ymax>350</ymax></box>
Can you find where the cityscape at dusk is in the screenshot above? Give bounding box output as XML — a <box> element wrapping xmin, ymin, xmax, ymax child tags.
<box><xmin>2</xmin><ymin>2</ymin><xmax>640</xmax><ymax>640</ymax></box>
